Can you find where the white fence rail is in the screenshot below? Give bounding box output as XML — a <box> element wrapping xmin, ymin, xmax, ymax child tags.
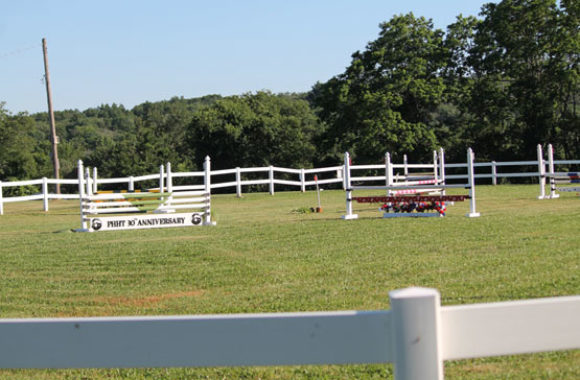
<box><xmin>0</xmin><ymin>287</ymin><xmax>578</xmax><ymax>380</ymax></box>
<box><xmin>1</xmin><ymin>145</ymin><xmax>579</xmax><ymax>215</ymax></box>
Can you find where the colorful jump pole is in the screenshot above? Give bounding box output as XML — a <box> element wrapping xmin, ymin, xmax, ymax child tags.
<box><xmin>547</xmin><ymin>144</ymin><xmax>560</xmax><ymax>199</ymax></box>
<box><xmin>77</xmin><ymin>160</ymin><xmax>88</xmax><ymax>231</ymax></box>
<box><xmin>314</xmin><ymin>175</ymin><xmax>322</xmax><ymax>213</ymax></box>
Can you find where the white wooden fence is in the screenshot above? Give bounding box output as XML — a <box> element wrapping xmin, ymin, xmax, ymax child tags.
<box><xmin>1</xmin><ymin>145</ymin><xmax>579</xmax><ymax>215</ymax></box>
<box><xmin>0</xmin><ymin>287</ymin><xmax>578</xmax><ymax>379</ymax></box>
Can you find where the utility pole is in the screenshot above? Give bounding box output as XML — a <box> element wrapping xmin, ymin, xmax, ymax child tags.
<box><xmin>42</xmin><ymin>38</ymin><xmax>60</xmax><ymax>194</ymax></box>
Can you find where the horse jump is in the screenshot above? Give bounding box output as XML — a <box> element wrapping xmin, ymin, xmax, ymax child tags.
<box><xmin>76</xmin><ymin>157</ymin><xmax>215</xmax><ymax>232</ymax></box>
<box><xmin>538</xmin><ymin>144</ymin><xmax>580</xmax><ymax>199</ymax></box>
<box><xmin>342</xmin><ymin>148</ymin><xmax>480</xmax><ymax>219</ymax></box>
<box><xmin>385</xmin><ymin>148</ymin><xmax>446</xmax><ymax>196</ymax></box>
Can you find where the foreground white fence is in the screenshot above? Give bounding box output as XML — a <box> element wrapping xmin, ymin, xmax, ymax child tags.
<box><xmin>0</xmin><ymin>287</ymin><xmax>578</xmax><ymax>379</ymax></box>
<box><xmin>1</xmin><ymin>145</ymin><xmax>579</xmax><ymax>215</ymax></box>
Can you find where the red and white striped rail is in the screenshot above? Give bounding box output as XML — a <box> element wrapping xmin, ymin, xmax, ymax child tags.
<box><xmin>353</xmin><ymin>195</ymin><xmax>470</xmax><ymax>203</ymax></box>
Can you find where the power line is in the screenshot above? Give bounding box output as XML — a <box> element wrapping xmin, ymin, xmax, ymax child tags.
<box><xmin>0</xmin><ymin>43</ymin><xmax>41</xmax><ymax>60</ymax></box>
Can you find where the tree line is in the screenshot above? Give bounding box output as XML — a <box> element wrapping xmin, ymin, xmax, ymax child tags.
<box><xmin>1</xmin><ymin>0</ymin><xmax>578</xmax><ymax>184</ymax></box>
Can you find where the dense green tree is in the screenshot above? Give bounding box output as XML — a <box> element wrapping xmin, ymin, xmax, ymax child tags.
<box><xmin>0</xmin><ymin>103</ymin><xmax>48</xmax><ymax>181</ymax></box>
<box><xmin>89</xmin><ymin>95</ymin><xmax>223</xmax><ymax>177</ymax></box>
<box><xmin>469</xmin><ymin>0</ymin><xmax>579</xmax><ymax>160</ymax></box>
<box><xmin>437</xmin><ymin>15</ymin><xmax>481</xmax><ymax>161</ymax></box>
<box><xmin>553</xmin><ymin>0</ymin><xmax>579</xmax><ymax>158</ymax></box>
<box><xmin>186</xmin><ymin>92</ymin><xmax>320</xmax><ymax>169</ymax></box>
<box><xmin>311</xmin><ymin>13</ymin><xmax>448</xmax><ymax>164</ymax></box>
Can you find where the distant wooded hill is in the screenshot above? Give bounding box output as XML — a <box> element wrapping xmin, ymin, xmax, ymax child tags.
<box><xmin>1</xmin><ymin>0</ymin><xmax>577</xmax><ymax>181</ymax></box>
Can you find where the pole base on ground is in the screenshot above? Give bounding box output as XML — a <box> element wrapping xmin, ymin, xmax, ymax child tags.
<box><xmin>341</xmin><ymin>214</ymin><xmax>358</xmax><ymax>220</ymax></box>
<box><xmin>466</xmin><ymin>212</ymin><xmax>481</xmax><ymax>218</ymax></box>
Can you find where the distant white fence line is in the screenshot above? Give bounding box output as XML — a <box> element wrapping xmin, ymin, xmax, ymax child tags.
<box><xmin>1</xmin><ymin>144</ymin><xmax>579</xmax><ymax>215</ymax></box>
<box><xmin>0</xmin><ymin>287</ymin><xmax>578</xmax><ymax>379</ymax></box>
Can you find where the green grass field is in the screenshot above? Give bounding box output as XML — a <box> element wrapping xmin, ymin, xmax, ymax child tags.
<box><xmin>0</xmin><ymin>185</ymin><xmax>578</xmax><ymax>379</ymax></box>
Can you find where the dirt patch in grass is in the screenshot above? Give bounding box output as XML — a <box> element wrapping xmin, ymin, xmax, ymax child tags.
<box><xmin>97</xmin><ymin>290</ymin><xmax>204</xmax><ymax>307</ymax></box>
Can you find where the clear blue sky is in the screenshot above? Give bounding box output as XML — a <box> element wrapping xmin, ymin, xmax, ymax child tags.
<box><xmin>1</xmin><ymin>0</ymin><xmax>495</xmax><ymax>114</ymax></box>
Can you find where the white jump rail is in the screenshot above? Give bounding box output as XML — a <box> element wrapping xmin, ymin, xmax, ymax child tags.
<box><xmin>76</xmin><ymin>157</ymin><xmax>215</xmax><ymax>232</ymax></box>
<box><xmin>0</xmin><ymin>287</ymin><xmax>578</xmax><ymax>380</ymax></box>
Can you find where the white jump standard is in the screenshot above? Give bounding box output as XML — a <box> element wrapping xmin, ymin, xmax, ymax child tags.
<box><xmin>342</xmin><ymin>148</ymin><xmax>480</xmax><ymax>219</ymax></box>
<box><xmin>384</xmin><ymin>147</ymin><xmax>446</xmax><ymax>196</ymax></box>
<box><xmin>76</xmin><ymin>156</ymin><xmax>216</xmax><ymax>232</ymax></box>
<box><xmin>538</xmin><ymin>143</ymin><xmax>580</xmax><ymax>199</ymax></box>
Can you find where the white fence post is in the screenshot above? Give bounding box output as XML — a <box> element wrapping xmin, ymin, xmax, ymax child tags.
<box><xmin>159</xmin><ymin>165</ymin><xmax>165</xmax><ymax>193</ymax></box>
<box><xmin>236</xmin><ymin>167</ymin><xmax>242</xmax><ymax>198</ymax></box>
<box><xmin>537</xmin><ymin>144</ymin><xmax>546</xmax><ymax>199</ymax></box>
<box><xmin>548</xmin><ymin>144</ymin><xmax>559</xmax><ymax>199</ymax></box>
<box><xmin>467</xmin><ymin>148</ymin><xmax>481</xmax><ymax>218</ymax></box>
<box><xmin>85</xmin><ymin>168</ymin><xmax>92</xmax><ymax>197</ymax></box>
<box><xmin>385</xmin><ymin>152</ymin><xmax>392</xmax><ymax>195</ymax></box>
<box><xmin>42</xmin><ymin>177</ymin><xmax>49</xmax><ymax>212</ymax></box>
<box><xmin>269</xmin><ymin>166</ymin><xmax>274</xmax><ymax>195</ymax></box>
<box><xmin>342</xmin><ymin>152</ymin><xmax>358</xmax><ymax>220</ymax></box>
<box><xmin>166</xmin><ymin>163</ymin><xmax>173</xmax><ymax>193</ymax></box>
<box><xmin>204</xmin><ymin>156</ymin><xmax>212</xmax><ymax>225</ymax></box>
<box><xmin>0</xmin><ymin>180</ymin><xmax>3</xmax><ymax>215</ymax></box>
<box><xmin>403</xmin><ymin>154</ymin><xmax>408</xmax><ymax>177</ymax></box>
<box><xmin>438</xmin><ymin>148</ymin><xmax>446</xmax><ymax>196</ymax></box>
<box><xmin>491</xmin><ymin>161</ymin><xmax>497</xmax><ymax>185</ymax></box>
<box><xmin>300</xmin><ymin>168</ymin><xmax>306</xmax><ymax>193</ymax></box>
<box><xmin>390</xmin><ymin>287</ymin><xmax>443</xmax><ymax>380</ymax></box>
<box><xmin>163</xmin><ymin>162</ymin><xmax>173</xmax><ymax>213</ymax></box>
<box><xmin>129</xmin><ymin>176</ymin><xmax>135</xmax><ymax>192</ymax></box>
<box><xmin>433</xmin><ymin>150</ymin><xmax>439</xmax><ymax>184</ymax></box>
<box><xmin>77</xmin><ymin>160</ymin><xmax>88</xmax><ymax>231</ymax></box>
<box><xmin>92</xmin><ymin>167</ymin><xmax>98</xmax><ymax>194</ymax></box>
